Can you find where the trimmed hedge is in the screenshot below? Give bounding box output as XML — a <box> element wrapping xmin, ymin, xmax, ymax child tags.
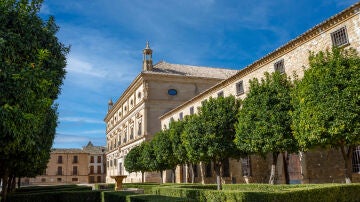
<box><xmin>8</xmin><ymin>190</ymin><xmax>101</xmax><ymax>202</ymax></box>
<box><xmin>14</xmin><ymin>184</ymin><xmax>92</xmax><ymax>194</ymax></box>
<box><xmin>102</xmin><ymin>191</ymin><xmax>138</xmax><ymax>202</ymax></box>
<box><xmin>127</xmin><ymin>194</ymin><xmax>195</xmax><ymax>202</ymax></box>
<box><xmin>122</xmin><ymin>183</ymin><xmax>160</xmax><ymax>194</ymax></box>
<box><xmin>152</xmin><ymin>183</ymin><xmax>360</xmax><ymax>202</ymax></box>
<box><xmin>95</xmin><ymin>183</ymin><xmax>115</xmax><ymax>190</ymax></box>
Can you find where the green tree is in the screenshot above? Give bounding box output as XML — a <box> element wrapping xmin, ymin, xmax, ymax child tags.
<box><xmin>140</xmin><ymin>141</ymin><xmax>157</xmax><ymax>175</ymax></box>
<box><xmin>124</xmin><ymin>143</ymin><xmax>146</xmax><ymax>182</ymax></box>
<box><xmin>183</xmin><ymin>96</ymin><xmax>241</xmax><ymax>190</ymax></box>
<box><xmin>0</xmin><ymin>0</ymin><xmax>68</xmax><ymax>200</ymax></box>
<box><xmin>235</xmin><ymin>72</ymin><xmax>297</xmax><ymax>184</ymax></box>
<box><xmin>152</xmin><ymin>129</ymin><xmax>178</xmax><ymax>183</ymax></box>
<box><xmin>169</xmin><ymin>118</ymin><xmax>196</xmax><ymax>183</ymax></box>
<box><xmin>291</xmin><ymin>48</ymin><xmax>360</xmax><ymax>183</ymax></box>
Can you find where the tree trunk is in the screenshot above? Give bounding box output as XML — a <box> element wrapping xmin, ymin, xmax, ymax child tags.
<box><xmin>214</xmin><ymin>161</ymin><xmax>222</xmax><ymax>190</ymax></box>
<box><xmin>10</xmin><ymin>175</ymin><xmax>16</xmax><ymax>192</ymax></box>
<box><xmin>186</xmin><ymin>164</ymin><xmax>190</xmax><ymax>183</ymax></box>
<box><xmin>269</xmin><ymin>152</ymin><xmax>279</xmax><ymax>185</ymax></box>
<box><xmin>190</xmin><ymin>164</ymin><xmax>195</xmax><ymax>183</ymax></box>
<box><xmin>172</xmin><ymin>168</ymin><xmax>176</xmax><ymax>183</ymax></box>
<box><xmin>340</xmin><ymin>145</ymin><xmax>353</xmax><ymax>184</ymax></box>
<box><xmin>1</xmin><ymin>169</ymin><xmax>9</xmax><ymax>202</ymax></box>
<box><xmin>17</xmin><ymin>177</ymin><xmax>21</xmax><ymax>189</ymax></box>
<box><xmin>299</xmin><ymin>151</ymin><xmax>308</xmax><ymax>183</ymax></box>
<box><xmin>199</xmin><ymin>162</ymin><xmax>205</xmax><ymax>184</ymax></box>
<box><xmin>160</xmin><ymin>170</ymin><xmax>163</xmax><ymax>184</ymax></box>
<box><xmin>282</xmin><ymin>152</ymin><xmax>290</xmax><ymax>184</ymax></box>
<box><xmin>141</xmin><ymin>171</ymin><xmax>144</xmax><ymax>183</ymax></box>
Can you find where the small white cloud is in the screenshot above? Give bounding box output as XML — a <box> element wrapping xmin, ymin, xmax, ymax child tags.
<box><xmin>67</xmin><ymin>57</ymin><xmax>107</xmax><ymax>78</ymax></box>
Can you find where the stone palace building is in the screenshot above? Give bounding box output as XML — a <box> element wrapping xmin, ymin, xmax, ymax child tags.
<box><xmin>106</xmin><ymin>2</ymin><xmax>360</xmax><ymax>184</ymax></box>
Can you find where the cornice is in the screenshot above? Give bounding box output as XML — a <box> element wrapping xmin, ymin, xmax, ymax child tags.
<box><xmin>160</xmin><ymin>2</ymin><xmax>360</xmax><ymax>120</ymax></box>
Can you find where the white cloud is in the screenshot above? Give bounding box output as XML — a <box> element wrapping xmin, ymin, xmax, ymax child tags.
<box><xmin>66</xmin><ymin>57</ymin><xmax>107</xmax><ymax>78</ymax></box>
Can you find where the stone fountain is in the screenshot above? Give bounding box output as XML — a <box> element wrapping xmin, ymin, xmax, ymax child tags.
<box><xmin>110</xmin><ymin>175</ymin><xmax>127</xmax><ymax>191</ymax></box>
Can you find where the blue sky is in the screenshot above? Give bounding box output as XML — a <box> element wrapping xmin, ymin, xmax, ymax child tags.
<box><xmin>43</xmin><ymin>0</ymin><xmax>358</xmax><ymax>148</ymax></box>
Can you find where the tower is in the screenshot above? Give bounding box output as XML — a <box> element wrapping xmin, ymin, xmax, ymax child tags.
<box><xmin>143</xmin><ymin>41</ymin><xmax>153</xmax><ymax>71</ymax></box>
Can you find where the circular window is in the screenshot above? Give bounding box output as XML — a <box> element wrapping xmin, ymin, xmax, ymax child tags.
<box><xmin>168</xmin><ymin>89</ymin><xmax>177</xmax><ymax>96</ymax></box>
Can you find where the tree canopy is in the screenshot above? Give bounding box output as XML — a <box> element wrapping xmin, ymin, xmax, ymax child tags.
<box><xmin>0</xmin><ymin>0</ymin><xmax>68</xmax><ymax>200</ymax></box>
<box><xmin>182</xmin><ymin>96</ymin><xmax>241</xmax><ymax>190</ymax></box>
<box><xmin>235</xmin><ymin>72</ymin><xmax>297</xmax><ymax>184</ymax></box>
<box><xmin>152</xmin><ymin>129</ymin><xmax>178</xmax><ymax>183</ymax></box>
<box><xmin>291</xmin><ymin>48</ymin><xmax>360</xmax><ymax>183</ymax></box>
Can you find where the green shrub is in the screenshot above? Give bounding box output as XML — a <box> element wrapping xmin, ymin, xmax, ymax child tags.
<box><xmin>14</xmin><ymin>184</ymin><xmax>92</xmax><ymax>194</ymax></box>
<box><xmin>122</xmin><ymin>183</ymin><xmax>160</xmax><ymax>194</ymax></box>
<box><xmin>102</xmin><ymin>191</ymin><xmax>137</xmax><ymax>202</ymax></box>
<box><xmin>128</xmin><ymin>194</ymin><xmax>195</xmax><ymax>202</ymax></box>
<box><xmin>95</xmin><ymin>183</ymin><xmax>115</xmax><ymax>190</ymax></box>
<box><xmin>8</xmin><ymin>190</ymin><xmax>101</xmax><ymax>202</ymax></box>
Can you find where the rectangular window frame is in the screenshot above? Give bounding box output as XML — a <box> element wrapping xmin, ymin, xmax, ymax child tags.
<box><xmin>217</xmin><ymin>91</ymin><xmax>224</xmax><ymax>97</ymax></box>
<box><xmin>331</xmin><ymin>26</ymin><xmax>349</xmax><ymax>47</ymax></box>
<box><xmin>236</xmin><ymin>81</ymin><xmax>244</xmax><ymax>95</ymax></box>
<box><xmin>190</xmin><ymin>106</ymin><xmax>194</xmax><ymax>115</ymax></box>
<box><xmin>274</xmin><ymin>59</ymin><xmax>285</xmax><ymax>74</ymax></box>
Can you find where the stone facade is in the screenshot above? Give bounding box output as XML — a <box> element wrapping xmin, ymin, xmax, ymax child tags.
<box><xmin>22</xmin><ymin>142</ymin><xmax>106</xmax><ymax>185</ymax></box>
<box><xmin>160</xmin><ymin>2</ymin><xmax>360</xmax><ymax>184</ymax></box>
<box><xmin>104</xmin><ymin>43</ymin><xmax>237</xmax><ymax>183</ymax></box>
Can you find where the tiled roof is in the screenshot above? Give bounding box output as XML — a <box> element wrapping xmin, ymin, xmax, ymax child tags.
<box><xmin>52</xmin><ymin>142</ymin><xmax>106</xmax><ymax>154</ymax></box>
<box><xmin>51</xmin><ymin>148</ymin><xmax>88</xmax><ymax>154</ymax></box>
<box><xmin>146</xmin><ymin>61</ymin><xmax>238</xmax><ymax>79</ymax></box>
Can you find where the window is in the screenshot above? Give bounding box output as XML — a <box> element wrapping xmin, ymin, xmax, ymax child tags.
<box><xmin>72</xmin><ymin>178</ymin><xmax>78</xmax><ymax>182</ymax></box>
<box><xmin>57</xmin><ymin>166</ymin><xmax>62</xmax><ymax>175</ymax></box>
<box><xmin>138</xmin><ymin>92</ymin><xmax>142</xmax><ymax>99</ymax></box>
<box><xmin>168</xmin><ymin>89</ymin><xmax>177</xmax><ymax>96</ymax></box>
<box><xmin>352</xmin><ymin>146</ymin><xmax>360</xmax><ymax>173</ymax></box>
<box><xmin>236</xmin><ymin>81</ymin><xmax>244</xmax><ymax>95</ymax></box>
<box><xmin>110</xmin><ymin>160</ymin><xmax>113</xmax><ymax>167</ymax></box>
<box><xmin>97</xmin><ymin>166</ymin><xmax>102</xmax><ymax>174</ymax></box>
<box><xmin>73</xmin><ymin>156</ymin><xmax>78</xmax><ymax>163</ymax></box>
<box><xmin>58</xmin><ymin>156</ymin><xmax>62</xmax><ymax>164</ymax></box>
<box><xmin>179</xmin><ymin>112</ymin><xmax>183</xmax><ymax>120</ymax></box>
<box><xmin>90</xmin><ymin>166</ymin><xmax>94</xmax><ymax>174</ymax></box>
<box><xmin>41</xmin><ymin>178</ymin><xmax>46</xmax><ymax>182</ymax></box>
<box><xmin>97</xmin><ymin>176</ymin><xmax>102</xmax><ymax>183</ymax></box>
<box><xmin>73</xmin><ymin>166</ymin><xmax>78</xmax><ymax>175</ymax></box>
<box><xmin>217</xmin><ymin>91</ymin><xmax>224</xmax><ymax>97</ymax></box>
<box><xmin>90</xmin><ymin>156</ymin><xmax>94</xmax><ymax>163</ymax></box>
<box><xmin>106</xmin><ymin>161</ymin><xmax>109</xmax><ymax>168</ymax></box>
<box><xmin>130</xmin><ymin>127</ymin><xmax>134</xmax><ymax>139</ymax></box>
<box><xmin>123</xmin><ymin>131</ymin><xmax>127</xmax><ymax>143</ymax></box>
<box><xmin>205</xmin><ymin>162</ymin><xmax>212</xmax><ymax>177</ymax></box>
<box><xmin>97</xmin><ymin>156</ymin><xmax>101</xmax><ymax>163</ymax></box>
<box><xmin>138</xmin><ymin>121</ymin><xmax>142</xmax><ymax>136</ymax></box>
<box><xmin>57</xmin><ymin>178</ymin><xmax>62</xmax><ymax>182</ymax></box>
<box><xmin>114</xmin><ymin>159</ymin><xmax>118</xmax><ymax>167</ymax></box>
<box><xmin>331</xmin><ymin>26</ymin><xmax>349</xmax><ymax>47</ymax></box>
<box><xmin>170</xmin><ymin>117</ymin><xmax>174</xmax><ymax>122</ymax></box>
<box><xmin>241</xmin><ymin>156</ymin><xmax>251</xmax><ymax>176</ymax></box>
<box><xmin>274</xmin><ymin>59</ymin><xmax>285</xmax><ymax>74</ymax></box>
<box><xmin>222</xmin><ymin>158</ymin><xmax>230</xmax><ymax>177</ymax></box>
<box><xmin>190</xmin><ymin>107</ymin><xmax>194</xmax><ymax>115</ymax></box>
<box><xmin>89</xmin><ymin>176</ymin><xmax>95</xmax><ymax>183</ymax></box>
